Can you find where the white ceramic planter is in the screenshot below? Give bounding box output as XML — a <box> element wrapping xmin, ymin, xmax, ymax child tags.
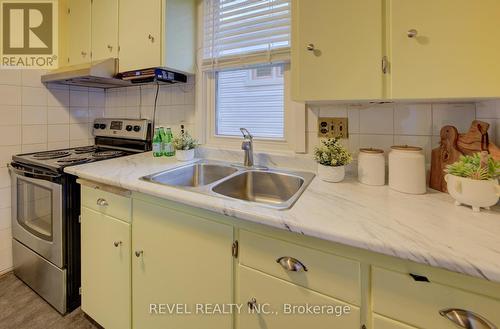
<box><xmin>317</xmin><ymin>164</ymin><xmax>345</xmax><ymax>182</ymax></box>
<box><xmin>445</xmin><ymin>174</ymin><xmax>500</xmax><ymax>212</ymax></box>
<box><xmin>175</xmin><ymin>149</ymin><xmax>195</xmax><ymax>161</ymax></box>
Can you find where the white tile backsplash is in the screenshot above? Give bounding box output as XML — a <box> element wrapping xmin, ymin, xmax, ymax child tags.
<box><xmin>22</xmin><ymin>125</ymin><xmax>47</xmax><ymax>144</ymax></box>
<box><xmin>308</xmin><ymin>101</ymin><xmax>487</xmax><ymax>165</ymax></box>
<box><xmin>22</xmin><ymin>86</ymin><xmax>47</xmax><ymax>106</ymax></box>
<box><xmin>0</xmin><ymin>69</ymin><xmax>22</xmax><ymax>86</ymax></box>
<box><xmin>22</xmin><ymin>106</ymin><xmax>47</xmax><ymax>125</ymax></box>
<box><xmin>359</xmin><ymin>104</ymin><xmax>394</xmax><ymax>135</ymax></box>
<box><xmin>105</xmin><ymin>82</ymin><xmax>196</xmax><ymax>132</ymax></box>
<box><xmin>394</xmin><ymin>104</ymin><xmax>432</xmax><ymax>135</ymax></box>
<box><xmin>47</xmin><ymin>88</ymin><xmax>70</xmax><ymax>107</ymax></box>
<box><xmin>476</xmin><ymin>100</ymin><xmax>500</xmax><ymax>119</ymax></box>
<box><xmin>69</xmin><ymin>89</ymin><xmax>89</xmax><ymax>107</ymax></box>
<box><xmin>432</xmin><ymin>103</ymin><xmax>476</xmax><ymax>135</ymax></box>
<box><xmin>0</xmin><ymin>85</ymin><xmax>21</xmax><ymax>105</ymax></box>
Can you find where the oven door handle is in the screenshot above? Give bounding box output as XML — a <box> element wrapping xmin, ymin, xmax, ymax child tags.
<box><xmin>8</xmin><ymin>163</ymin><xmax>62</xmax><ymax>179</ymax></box>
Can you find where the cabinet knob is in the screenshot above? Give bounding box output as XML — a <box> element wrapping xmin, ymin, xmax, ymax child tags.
<box><xmin>276</xmin><ymin>256</ymin><xmax>308</xmax><ymax>272</ymax></box>
<box><xmin>148</xmin><ymin>34</ymin><xmax>155</xmax><ymax>42</ymax></box>
<box><xmin>439</xmin><ymin>308</ymin><xmax>497</xmax><ymax>329</ymax></box>
<box><xmin>81</xmin><ymin>51</ymin><xmax>87</xmax><ymax>57</ymax></box>
<box><xmin>407</xmin><ymin>29</ymin><xmax>418</xmax><ymax>38</ymax></box>
<box><xmin>107</xmin><ymin>45</ymin><xmax>113</xmax><ymax>51</ymax></box>
<box><xmin>113</xmin><ymin>241</ymin><xmax>122</xmax><ymax>247</ymax></box>
<box><xmin>247</xmin><ymin>298</ymin><xmax>257</xmax><ymax>311</ymax></box>
<box><xmin>306</xmin><ymin>43</ymin><xmax>315</xmax><ymax>51</ymax></box>
<box><xmin>135</xmin><ymin>250</ymin><xmax>143</xmax><ymax>258</ymax></box>
<box><xmin>96</xmin><ymin>198</ymin><xmax>108</xmax><ymax>207</ymax></box>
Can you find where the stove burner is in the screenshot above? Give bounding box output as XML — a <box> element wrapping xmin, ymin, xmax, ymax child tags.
<box><xmin>32</xmin><ymin>151</ymin><xmax>71</xmax><ymax>160</ymax></box>
<box><xmin>74</xmin><ymin>146</ymin><xmax>98</xmax><ymax>154</ymax></box>
<box><xmin>92</xmin><ymin>150</ymin><xmax>124</xmax><ymax>159</ymax></box>
<box><xmin>57</xmin><ymin>156</ymin><xmax>91</xmax><ymax>164</ymax></box>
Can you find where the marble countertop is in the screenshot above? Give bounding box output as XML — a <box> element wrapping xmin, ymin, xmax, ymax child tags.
<box><xmin>65</xmin><ymin>152</ymin><xmax>500</xmax><ymax>282</ymax></box>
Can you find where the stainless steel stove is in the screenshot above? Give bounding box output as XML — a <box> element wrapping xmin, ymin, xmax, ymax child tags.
<box><xmin>8</xmin><ymin>118</ymin><xmax>151</xmax><ymax>314</ymax></box>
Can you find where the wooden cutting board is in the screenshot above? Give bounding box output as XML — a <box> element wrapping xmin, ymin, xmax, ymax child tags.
<box><xmin>429</xmin><ymin>120</ymin><xmax>500</xmax><ymax>192</ymax></box>
<box><xmin>429</xmin><ymin>126</ymin><xmax>462</xmax><ymax>192</ymax></box>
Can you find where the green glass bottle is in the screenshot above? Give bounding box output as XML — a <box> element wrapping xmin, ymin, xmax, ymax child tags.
<box><xmin>158</xmin><ymin>126</ymin><xmax>167</xmax><ymax>156</ymax></box>
<box><xmin>164</xmin><ymin>127</ymin><xmax>175</xmax><ymax>157</ymax></box>
<box><xmin>152</xmin><ymin>128</ymin><xmax>162</xmax><ymax>157</ymax></box>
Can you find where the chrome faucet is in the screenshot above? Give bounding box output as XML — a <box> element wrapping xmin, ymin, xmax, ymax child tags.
<box><xmin>240</xmin><ymin>128</ymin><xmax>254</xmax><ymax>167</ymax></box>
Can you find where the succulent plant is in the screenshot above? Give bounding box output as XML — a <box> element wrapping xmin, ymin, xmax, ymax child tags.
<box><xmin>314</xmin><ymin>138</ymin><xmax>352</xmax><ymax>167</ymax></box>
<box><xmin>172</xmin><ymin>131</ymin><xmax>198</xmax><ymax>151</ymax></box>
<box><xmin>445</xmin><ymin>152</ymin><xmax>500</xmax><ymax>180</ymax></box>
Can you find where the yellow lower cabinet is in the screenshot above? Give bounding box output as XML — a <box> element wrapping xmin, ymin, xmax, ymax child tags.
<box><xmin>372</xmin><ymin>267</ymin><xmax>500</xmax><ymax>329</ymax></box>
<box><xmin>373</xmin><ymin>314</ymin><xmax>418</xmax><ymax>329</ymax></box>
<box><xmin>132</xmin><ymin>199</ymin><xmax>234</xmax><ymax>329</ymax></box>
<box><xmin>81</xmin><ymin>207</ymin><xmax>131</xmax><ymax>329</ymax></box>
<box><xmin>237</xmin><ymin>265</ymin><xmax>360</xmax><ymax>329</ymax></box>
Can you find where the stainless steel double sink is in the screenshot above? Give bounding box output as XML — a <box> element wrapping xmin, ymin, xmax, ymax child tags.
<box><xmin>141</xmin><ymin>160</ymin><xmax>315</xmax><ymax>210</ymax></box>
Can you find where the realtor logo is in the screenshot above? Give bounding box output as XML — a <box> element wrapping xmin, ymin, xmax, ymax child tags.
<box><xmin>1</xmin><ymin>0</ymin><xmax>58</xmax><ymax>68</ymax></box>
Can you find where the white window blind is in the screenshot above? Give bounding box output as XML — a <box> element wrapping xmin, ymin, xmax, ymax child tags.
<box><xmin>203</xmin><ymin>0</ymin><xmax>291</xmax><ymax>69</ymax></box>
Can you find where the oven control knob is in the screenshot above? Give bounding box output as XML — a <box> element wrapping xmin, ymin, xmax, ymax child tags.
<box><xmin>133</xmin><ymin>125</ymin><xmax>141</xmax><ymax>132</ymax></box>
<box><xmin>126</xmin><ymin>125</ymin><xmax>133</xmax><ymax>131</ymax></box>
<box><xmin>99</xmin><ymin>123</ymin><xmax>106</xmax><ymax>129</ymax></box>
<box><xmin>93</xmin><ymin>123</ymin><xmax>100</xmax><ymax>129</ymax></box>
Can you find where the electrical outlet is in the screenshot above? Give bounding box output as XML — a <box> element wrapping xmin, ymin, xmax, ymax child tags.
<box><xmin>317</xmin><ymin>117</ymin><xmax>348</xmax><ymax>139</ymax></box>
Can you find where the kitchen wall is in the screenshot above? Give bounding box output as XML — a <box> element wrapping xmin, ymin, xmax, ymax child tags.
<box><xmin>104</xmin><ymin>79</ymin><xmax>196</xmax><ymax>136</ymax></box>
<box><xmin>0</xmin><ymin>69</ymin><xmax>105</xmax><ymax>275</ymax></box>
<box><xmin>307</xmin><ymin>101</ymin><xmax>500</xmax><ymax>162</ymax></box>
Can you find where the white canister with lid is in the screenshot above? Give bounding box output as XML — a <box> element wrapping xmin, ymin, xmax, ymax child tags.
<box><xmin>388</xmin><ymin>145</ymin><xmax>426</xmax><ymax>194</ymax></box>
<box><xmin>358</xmin><ymin>148</ymin><xmax>385</xmax><ymax>186</ymax></box>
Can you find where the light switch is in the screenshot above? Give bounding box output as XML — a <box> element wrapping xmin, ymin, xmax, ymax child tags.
<box><xmin>317</xmin><ymin>117</ymin><xmax>348</xmax><ymax>139</ymax></box>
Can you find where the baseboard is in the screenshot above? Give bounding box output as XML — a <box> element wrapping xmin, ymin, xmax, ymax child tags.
<box><xmin>0</xmin><ymin>268</ymin><xmax>13</xmax><ymax>278</ymax></box>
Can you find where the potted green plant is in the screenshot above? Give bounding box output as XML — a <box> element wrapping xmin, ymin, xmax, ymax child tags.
<box><xmin>445</xmin><ymin>152</ymin><xmax>500</xmax><ymax>212</ymax></box>
<box><xmin>172</xmin><ymin>130</ymin><xmax>198</xmax><ymax>161</ymax></box>
<box><xmin>314</xmin><ymin>138</ymin><xmax>353</xmax><ymax>182</ymax></box>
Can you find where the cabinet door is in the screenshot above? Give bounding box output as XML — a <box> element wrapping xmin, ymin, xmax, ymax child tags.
<box><xmin>292</xmin><ymin>0</ymin><xmax>384</xmax><ymax>101</ymax></box>
<box><xmin>237</xmin><ymin>265</ymin><xmax>360</xmax><ymax>329</ymax></box>
<box><xmin>68</xmin><ymin>0</ymin><xmax>91</xmax><ymax>65</ymax></box>
<box><xmin>81</xmin><ymin>207</ymin><xmax>131</xmax><ymax>329</ymax></box>
<box><xmin>390</xmin><ymin>0</ymin><xmax>500</xmax><ymax>99</ymax></box>
<box><xmin>91</xmin><ymin>0</ymin><xmax>119</xmax><ymax>60</ymax></box>
<box><xmin>118</xmin><ymin>0</ymin><xmax>161</xmax><ymax>72</ymax></box>
<box><xmin>132</xmin><ymin>199</ymin><xmax>233</xmax><ymax>329</ymax></box>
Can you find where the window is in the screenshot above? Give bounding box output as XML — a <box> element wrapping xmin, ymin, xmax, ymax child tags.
<box><xmin>202</xmin><ymin>0</ymin><xmax>292</xmax><ymax>144</ymax></box>
<box><xmin>216</xmin><ymin>64</ymin><xmax>284</xmax><ymax>138</ymax></box>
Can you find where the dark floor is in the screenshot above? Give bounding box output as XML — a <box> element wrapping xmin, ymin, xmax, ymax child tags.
<box><xmin>0</xmin><ymin>272</ymin><xmax>99</xmax><ymax>329</ymax></box>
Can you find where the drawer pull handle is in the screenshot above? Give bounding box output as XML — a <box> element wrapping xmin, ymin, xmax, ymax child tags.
<box><xmin>276</xmin><ymin>257</ymin><xmax>308</xmax><ymax>272</ymax></box>
<box><xmin>113</xmin><ymin>241</ymin><xmax>122</xmax><ymax>247</ymax></box>
<box><xmin>439</xmin><ymin>308</ymin><xmax>497</xmax><ymax>329</ymax></box>
<box><xmin>409</xmin><ymin>273</ymin><xmax>429</xmax><ymax>282</ymax></box>
<box><xmin>135</xmin><ymin>250</ymin><xmax>143</xmax><ymax>258</ymax></box>
<box><xmin>247</xmin><ymin>298</ymin><xmax>257</xmax><ymax>311</ymax></box>
<box><xmin>96</xmin><ymin>198</ymin><xmax>108</xmax><ymax>207</ymax></box>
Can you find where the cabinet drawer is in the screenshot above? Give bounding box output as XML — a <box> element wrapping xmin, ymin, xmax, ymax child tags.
<box><xmin>81</xmin><ymin>185</ymin><xmax>131</xmax><ymax>222</ymax></box>
<box><xmin>237</xmin><ymin>265</ymin><xmax>360</xmax><ymax>329</ymax></box>
<box><xmin>239</xmin><ymin>230</ymin><xmax>361</xmax><ymax>306</ymax></box>
<box><xmin>372</xmin><ymin>267</ymin><xmax>500</xmax><ymax>329</ymax></box>
<box><xmin>373</xmin><ymin>314</ymin><xmax>417</xmax><ymax>329</ymax></box>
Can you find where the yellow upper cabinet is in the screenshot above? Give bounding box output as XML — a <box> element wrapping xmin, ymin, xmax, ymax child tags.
<box><xmin>389</xmin><ymin>0</ymin><xmax>500</xmax><ymax>99</ymax></box>
<box><xmin>118</xmin><ymin>0</ymin><xmax>162</xmax><ymax>72</ymax></box>
<box><xmin>118</xmin><ymin>0</ymin><xmax>196</xmax><ymax>73</ymax></box>
<box><xmin>291</xmin><ymin>0</ymin><xmax>384</xmax><ymax>101</ymax></box>
<box><xmin>67</xmin><ymin>0</ymin><xmax>91</xmax><ymax>65</ymax></box>
<box><xmin>91</xmin><ymin>0</ymin><xmax>119</xmax><ymax>61</ymax></box>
